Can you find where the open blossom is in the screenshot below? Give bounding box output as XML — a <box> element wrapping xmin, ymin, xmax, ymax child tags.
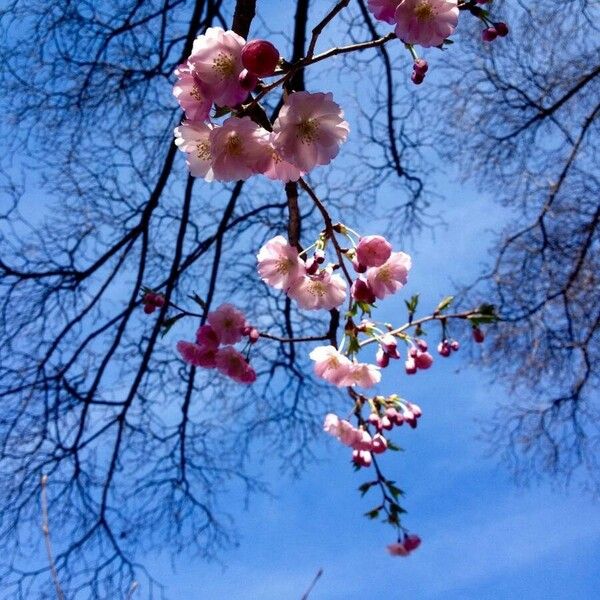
<box><xmin>310</xmin><ymin>345</ymin><xmax>353</xmax><ymax>386</ymax></box>
<box><xmin>342</xmin><ymin>362</ymin><xmax>382</xmax><ymax>388</ymax></box>
<box><xmin>173</xmin><ymin>64</ymin><xmax>213</xmax><ymax>121</ymax></box>
<box><xmin>394</xmin><ymin>0</ymin><xmax>459</xmax><ymax>48</ymax></box>
<box><xmin>176</xmin><ymin>340</ymin><xmax>217</xmax><ymax>368</ymax></box>
<box><xmin>367</xmin><ymin>0</ymin><xmax>400</xmax><ymax>24</ymax></box>
<box><xmin>174</xmin><ymin>121</ymin><xmax>214</xmax><ymax>181</ymax></box>
<box><xmin>366</xmin><ymin>251</ymin><xmax>412</xmax><ymax>300</ymax></box>
<box><xmin>273</xmin><ymin>91</ymin><xmax>349</xmax><ymax>172</ymax></box>
<box><xmin>323</xmin><ymin>414</ymin><xmax>362</xmax><ymax>447</ymax></box>
<box><xmin>207</xmin><ymin>304</ymin><xmax>246</xmax><ymax>344</ymax></box>
<box><xmin>263</xmin><ymin>134</ymin><xmax>304</xmax><ymax>182</ymax></box>
<box><xmin>356</xmin><ymin>235</ymin><xmax>392</xmax><ymax>268</ymax></box>
<box><xmin>257</xmin><ymin>235</ymin><xmax>305</xmax><ymax>290</ymax></box>
<box><xmin>215</xmin><ymin>346</ymin><xmax>256</xmax><ymax>384</ymax></box>
<box><xmin>188</xmin><ymin>27</ymin><xmax>247</xmax><ymax>107</ymax></box>
<box><xmin>288</xmin><ymin>268</ymin><xmax>347</xmax><ymax>310</ymax></box>
<box><xmin>209</xmin><ymin>117</ymin><xmax>271</xmax><ymax>181</ymax></box>
<box><xmin>195</xmin><ymin>324</ymin><xmax>220</xmax><ymax>349</ymax></box>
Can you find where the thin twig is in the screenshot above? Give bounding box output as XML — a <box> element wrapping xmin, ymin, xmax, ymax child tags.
<box><xmin>300</xmin><ymin>568</ymin><xmax>324</xmax><ymax>600</ymax></box>
<box><xmin>40</xmin><ymin>475</ymin><xmax>65</xmax><ymax>600</ymax></box>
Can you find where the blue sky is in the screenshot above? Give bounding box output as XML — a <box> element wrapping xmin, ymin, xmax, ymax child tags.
<box><xmin>144</xmin><ymin>180</ymin><xmax>600</xmax><ymax>599</ymax></box>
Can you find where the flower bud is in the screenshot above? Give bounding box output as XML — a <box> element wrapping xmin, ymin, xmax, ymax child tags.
<box><xmin>371</xmin><ymin>433</ymin><xmax>388</xmax><ymax>454</ymax></box>
<box><xmin>351</xmin><ymin>256</ymin><xmax>367</xmax><ymax>273</ymax></box>
<box><xmin>415</xmin><ymin>351</ymin><xmax>433</xmax><ymax>370</ymax></box>
<box><xmin>380</xmin><ymin>415</ymin><xmax>393</xmax><ymax>430</ymax></box>
<box><xmin>305</xmin><ymin>257</ymin><xmax>319</xmax><ymax>275</ymax></box>
<box><xmin>368</xmin><ymin>413</ymin><xmax>382</xmax><ymax>430</ymax></box>
<box><xmin>438</xmin><ymin>340</ymin><xmax>451</xmax><ymax>357</ymax></box>
<box><xmin>416</xmin><ymin>338</ymin><xmax>428</xmax><ymax>352</ymax></box>
<box><xmin>241</xmin><ymin>39</ymin><xmax>280</xmax><ymax>77</ymax></box>
<box><xmin>405</xmin><ymin>357</ymin><xmax>417</xmax><ymax>375</ymax></box>
<box><xmin>482</xmin><ymin>27</ymin><xmax>498</xmax><ymax>42</ymax></box>
<box><xmin>314</xmin><ymin>249</ymin><xmax>326</xmax><ymax>264</ymax></box>
<box><xmin>376</xmin><ymin>347</ymin><xmax>390</xmax><ymax>368</ymax></box>
<box><xmin>248</xmin><ymin>327</ymin><xmax>260</xmax><ymax>344</ymax></box>
<box><xmin>404</xmin><ymin>534</ymin><xmax>422</xmax><ymax>552</ymax></box>
<box><xmin>472</xmin><ymin>327</ymin><xmax>485</xmax><ymax>343</ymax></box>
<box><xmin>238</xmin><ymin>68</ymin><xmax>258</xmax><ymax>90</ymax></box>
<box><xmin>411</xmin><ymin>70</ymin><xmax>425</xmax><ymax>85</ymax></box>
<box><xmin>494</xmin><ymin>22</ymin><xmax>509</xmax><ymax>37</ymax></box>
<box><xmin>413</xmin><ymin>58</ymin><xmax>429</xmax><ymax>74</ymax></box>
<box><xmin>351</xmin><ymin>278</ymin><xmax>376</xmax><ymax>304</ymax></box>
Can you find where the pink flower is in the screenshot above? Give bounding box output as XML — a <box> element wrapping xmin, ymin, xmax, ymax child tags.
<box><xmin>188</xmin><ymin>27</ymin><xmax>247</xmax><ymax>107</ymax></box>
<box><xmin>404</xmin><ymin>534</ymin><xmax>422</xmax><ymax>551</ymax></box>
<box><xmin>394</xmin><ymin>0</ymin><xmax>459</xmax><ymax>48</ymax></box>
<box><xmin>366</xmin><ymin>251</ymin><xmax>412</xmax><ymax>300</ymax></box>
<box><xmin>414</xmin><ymin>350</ymin><xmax>433</xmax><ymax>369</ymax></box>
<box><xmin>356</xmin><ymin>235</ymin><xmax>392</xmax><ymax>267</ymax></box>
<box><xmin>195</xmin><ymin>324</ymin><xmax>220</xmax><ymax>349</ymax></box>
<box><xmin>352</xmin><ymin>449</ymin><xmax>373</xmax><ymax>467</ymax></box>
<box><xmin>176</xmin><ymin>340</ymin><xmax>217</xmax><ymax>368</ymax></box>
<box><xmin>341</xmin><ymin>362</ymin><xmax>382</xmax><ymax>388</ymax></box>
<box><xmin>263</xmin><ymin>134</ymin><xmax>304</xmax><ymax>182</ymax></box>
<box><xmin>371</xmin><ymin>433</ymin><xmax>388</xmax><ymax>454</ymax></box>
<box><xmin>273</xmin><ymin>91</ymin><xmax>349</xmax><ymax>172</ymax></box>
<box><xmin>309</xmin><ymin>345</ymin><xmax>353</xmax><ymax>386</ymax></box>
<box><xmin>367</xmin><ymin>0</ymin><xmax>400</xmax><ymax>24</ymax></box>
<box><xmin>387</xmin><ymin>542</ymin><xmax>410</xmax><ymax>557</ymax></box>
<box><xmin>352</xmin><ymin>429</ymin><xmax>373</xmax><ymax>451</ymax></box>
<box><xmin>209</xmin><ymin>117</ymin><xmax>271</xmax><ymax>181</ymax></box>
<box><xmin>256</xmin><ymin>235</ymin><xmax>306</xmax><ymax>290</ymax></box>
<box><xmin>207</xmin><ymin>304</ymin><xmax>246</xmax><ymax>344</ymax></box>
<box><xmin>173</xmin><ymin>64</ymin><xmax>213</xmax><ymax>121</ymax></box>
<box><xmin>174</xmin><ymin>121</ymin><xmax>214</xmax><ymax>181</ymax></box>
<box><xmin>339</xmin><ymin>420</ymin><xmax>361</xmax><ymax>447</ymax></box>
<box><xmin>323</xmin><ymin>413</ymin><xmax>342</xmax><ymax>437</ymax></box>
<box><xmin>215</xmin><ymin>346</ymin><xmax>255</xmax><ymax>384</ymax></box>
<box><xmin>351</xmin><ymin>278</ymin><xmax>376</xmax><ymax>304</ymax></box>
<box><xmin>288</xmin><ymin>268</ymin><xmax>347</xmax><ymax>310</ymax></box>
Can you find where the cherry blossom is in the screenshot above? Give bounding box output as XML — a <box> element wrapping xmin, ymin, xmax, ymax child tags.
<box><xmin>263</xmin><ymin>134</ymin><xmax>304</xmax><ymax>182</ymax></box>
<box><xmin>272</xmin><ymin>91</ymin><xmax>350</xmax><ymax>172</ymax></box>
<box><xmin>207</xmin><ymin>303</ymin><xmax>247</xmax><ymax>344</ymax></box>
<box><xmin>215</xmin><ymin>346</ymin><xmax>256</xmax><ymax>384</ymax></box>
<box><xmin>188</xmin><ymin>27</ymin><xmax>247</xmax><ymax>107</ymax></box>
<box><xmin>394</xmin><ymin>0</ymin><xmax>459</xmax><ymax>48</ymax></box>
<box><xmin>257</xmin><ymin>235</ymin><xmax>305</xmax><ymax>290</ymax></box>
<box><xmin>173</xmin><ymin>64</ymin><xmax>213</xmax><ymax>121</ymax></box>
<box><xmin>309</xmin><ymin>345</ymin><xmax>353</xmax><ymax>386</ymax></box>
<box><xmin>367</xmin><ymin>0</ymin><xmax>401</xmax><ymax>25</ymax></box>
<box><xmin>288</xmin><ymin>268</ymin><xmax>347</xmax><ymax>310</ymax></box>
<box><xmin>241</xmin><ymin>39</ymin><xmax>280</xmax><ymax>77</ymax></box>
<box><xmin>176</xmin><ymin>340</ymin><xmax>218</xmax><ymax>368</ymax></box>
<box><xmin>195</xmin><ymin>324</ymin><xmax>220</xmax><ymax>349</ymax></box>
<box><xmin>366</xmin><ymin>251</ymin><xmax>412</xmax><ymax>300</ymax></box>
<box><xmin>209</xmin><ymin>117</ymin><xmax>271</xmax><ymax>182</ymax></box>
<box><xmin>174</xmin><ymin>121</ymin><xmax>214</xmax><ymax>181</ymax></box>
<box><xmin>342</xmin><ymin>362</ymin><xmax>382</xmax><ymax>388</ymax></box>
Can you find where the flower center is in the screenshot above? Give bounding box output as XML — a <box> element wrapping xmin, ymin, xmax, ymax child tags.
<box><xmin>307</xmin><ymin>279</ymin><xmax>327</xmax><ymax>297</ymax></box>
<box><xmin>276</xmin><ymin>257</ymin><xmax>293</xmax><ymax>274</ymax></box>
<box><xmin>190</xmin><ymin>85</ymin><xmax>205</xmax><ymax>101</ymax></box>
<box><xmin>225</xmin><ymin>133</ymin><xmax>243</xmax><ymax>156</ymax></box>
<box><xmin>414</xmin><ymin>1</ymin><xmax>434</xmax><ymax>21</ymax></box>
<box><xmin>297</xmin><ymin>118</ymin><xmax>319</xmax><ymax>143</ymax></box>
<box><xmin>196</xmin><ymin>141</ymin><xmax>211</xmax><ymax>161</ymax></box>
<box><xmin>376</xmin><ymin>265</ymin><xmax>391</xmax><ymax>283</ymax></box>
<box><xmin>213</xmin><ymin>52</ymin><xmax>236</xmax><ymax>77</ymax></box>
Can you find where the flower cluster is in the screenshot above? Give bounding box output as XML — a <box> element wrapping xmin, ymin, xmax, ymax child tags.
<box><xmin>368</xmin><ymin>0</ymin><xmax>459</xmax><ymax>48</ymax></box>
<box><xmin>141</xmin><ymin>290</ymin><xmax>165</xmax><ymax>314</ymax></box>
<box><xmin>310</xmin><ymin>346</ymin><xmax>381</xmax><ymax>388</ymax></box>
<box><xmin>177</xmin><ymin>304</ymin><xmax>258</xmax><ymax>384</ymax></box>
<box><xmin>257</xmin><ymin>235</ymin><xmax>347</xmax><ymax>310</ymax></box>
<box><xmin>387</xmin><ymin>534</ymin><xmax>422</xmax><ymax>557</ymax></box>
<box><xmin>404</xmin><ymin>338</ymin><xmax>434</xmax><ymax>374</ymax></box>
<box><xmin>173</xmin><ymin>28</ymin><xmax>349</xmax><ymax>182</ymax></box>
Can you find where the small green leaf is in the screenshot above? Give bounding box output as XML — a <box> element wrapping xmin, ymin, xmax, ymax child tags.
<box><xmin>358</xmin><ymin>481</ymin><xmax>377</xmax><ymax>497</ymax></box>
<box><xmin>386</xmin><ymin>440</ymin><xmax>403</xmax><ymax>452</ymax></box>
<box><xmin>188</xmin><ymin>293</ymin><xmax>206</xmax><ymax>309</ymax></box>
<box><xmin>365</xmin><ymin>507</ymin><xmax>380</xmax><ymax>520</ymax></box>
<box><xmin>161</xmin><ymin>314</ymin><xmax>184</xmax><ymax>337</ymax></box>
<box><xmin>436</xmin><ymin>295</ymin><xmax>454</xmax><ymax>312</ymax></box>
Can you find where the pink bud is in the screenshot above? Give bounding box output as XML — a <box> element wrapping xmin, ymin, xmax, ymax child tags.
<box><xmin>314</xmin><ymin>249</ymin><xmax>325</xmax><ymax>264</ymax></box>
<box><xmin>482</xmin><ymin>27</ymin><xmax>498</xmax><ymax>42</ymax></box>
<box><xmin>143</xmin><ymin>303</ymin><xmax>155</xmax><ymax>314</ymax></box>
<box><xmin>385</xmin><ymin>407</ymin><xmax>398</xmax><ymax>421</ymax></box>
<box><xmin>473</xmin><ymin>327</ymin><xmax>485</xmax><ymax>343</ymax></box>
<box><xmin>413</xmin><ymin>58</ymin><xmax>428</xmax><ymax>74</ymax></box>
<box><xmin>411</xmin><ymin>70</ymin><xmax>425</xmax><ymax>85</ymax></box>
<box><xmin>405</xmin><ymin>357</ymin><xmax>417</xmax><ymax>375</ymax></box>
<box><xmin>368</xmin><ymin>413</ymin><xmax>382</xmax><ymax>429</ymax></box>
<box><xmin>360</xmin><ymin>450</ymin><xmax>373</xmax><ymax>467</ymax></box>
<box><xmin>371</xmin><ymin>433</ymin><xmax>388</xmax><ymax>454</ymax></box>
<box><xmin>248</xmin><ymin>327</ymin><xmax>260</xmax><ymax>344</ymax></box>
<box><xmin>376</xmin><ymin>347</ymin><xmax>390</xmax><ymax>368</ymax></box>
<box><xmin>351</xmin><ymin>256</ymin><xmax>367</xmax><ymax>273</ymax></box>
<box><xmin>380</xmin><ymin>333</ymin><xmax>397</xmax><ymax>354</ymax></box>
<box><xmin>404</xmin><ymin>534</ymin><xmax>421</xmax><ymax>552</ymax></box>
<box><xmin>415</xmin><ymin>351</ymin><xmax>433</xmax><ymax>370</ymax></box>
<box><xmin>494</xmin><ymin>22</ymin><xmax>509</xmax><ymax>37</ymax></box>
<box><xmin>305</xmin><ymin>257</ymin><xmax>319</xmax><ymax>275</ymax></box>
<box><xmin>405</xmin><ymin>411</ymin><xmax>418</xmax><ymax>429</ymax></box>
<box><xmin>380</xmin><ymin>415</ymin><xmax>393</xmax><ymax>431</ymax></box>
<box><xmin>450</xmin><ymin>339</ymin><xmax>460</xmax><ymax>352</ymax></box>
<box><xmin>416</xmin><ymin>339</ymin><xmax>428</xmax><ymax>352</ymax></box>
<box><xmin>238</xmin><ymin>68</ymin><xmax>258</xmax><ymax>90</ymax></box>
<box><xmin>408</xmin><ymin>347</ymin><xmax>418</xmax><ymax>358</ymax></box>
<box><xmin>241</xmin><ymin>39</ymin><xmax>280</xmax><ymax>77</ymax></box>
<box><xmin>387</xmin><ymin>542</ymin><xmax>409</xmax><ymax>557</ymax></box>
<box><xmin>437</xmin><ymin>340</ymin><xmax>451</xmax><ymax>357</ymax></box>
<box><xmin>352</xmin><ymin>277</ymin><xmax>376</xmax><ymax>304</ymax></box>
<box><xmin>354</xmin><ymin>429</ymin><xmax>373</xmax><ymax>451</ymax></box>
<box><xmin>356</xmin><ymin>235</ymin><xmax>392</xmax><ymax>268</ymax></box>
